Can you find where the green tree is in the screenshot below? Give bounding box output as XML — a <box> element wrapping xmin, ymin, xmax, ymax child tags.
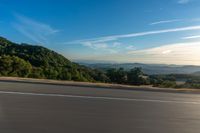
<box><xmin>0</xmin><ymin>55</ymin><xmax>32</xmax><ymax>77</ymax></box>
<box><xmin>127</xmin><ymin>67</ymin><xmax>146</xmax><ymax>85</ymax></box>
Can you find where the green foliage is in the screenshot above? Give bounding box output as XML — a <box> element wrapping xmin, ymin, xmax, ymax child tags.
<box><xmin>149</xmin><ymin>74</ymin><xmax>177</xmax><ymax>87</ymax></box>
<box><xmin>0</xmin><ymin>37</ymin><xmax>105</xmax><ymax>81</ymax></box>
<box><xmin>0</xmin><ymin>55</ymin><xmax>32</xmax><ymax>77</ymax></box>
<box><xmin>159</xmin><ymin>80</ymin><xmax>177</xmax><ymax>88</ymax></box>
<box><xmin>182</xmin><ymin>79</ymin><xmax>200</xmax><ymax>89</ymax></box>
<box><xmin>127</xmin><ymin>67</ymin><xmax>148</xmax><ymax>85</ymax></box>
<box><xmin>188</xmin><ymin>84</ymin><xmax>200</xmax><ymax>89</ymax></box>
<box><xmin>28</xmin><ymin>67</ymin><xmax>44</xmax><ymax>78</ymax></box>
<box><xmin>150</xmin><ymin>74</ymin><xmax>200</xmax><ymax>89</ymax></box>
<box><xmin>106</xmin><ymin>67</ymin><xmax>149</xmax><ymax>85</ymax></box>
<box><xmin>106</xmin><ymin>68</ymin><xmax>127</xmax><ymax>84</ymax></box>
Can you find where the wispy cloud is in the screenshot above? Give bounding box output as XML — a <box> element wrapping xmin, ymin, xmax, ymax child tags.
<box><xmin>82</xmin><ymin>42</ymin><xmax>108</xmax><ymax>49</ymax></box>
<box><xmin>149</xmin><ymin>19</ymin><xmax>181</xmax><ymax>25</ymax></box>
<box><xmin>68</xmin><ymin>25</ymin><xmax>200</xmax><ymax>46</ymax></box>
<box><xmin>84</xmin><ymin>42</ymin><xmax>199</xmax><ymax>65</ymax></box>
<box><xmin>12</xmin><ymin>14</ymin><xmax>59</xmax><ymax>44</ymax></box>
<box><xmin>78</xmin><ymin>41</ymin><xmax>200</xmax><ymax>65</ymax></box>
<box><xmin>150</xmin><ymin>17</ymin><xmax>200</xmax><ymax>26</ymax></box>
<box><xmin>182</xmin><ymin>35</ymin><xmax>200</xmax><ymax>39</ymax></box>
<box><xmin>81</xmin><ymin>41</ymin><xmax>121</xmax><ymax>54</ymax></box>
<box><xmin>126</xmin><ymin>42</ymin><xmax>200</xmax><ymax>65</ymax></box>
<box><xmin>126</xmin><ymin>45</ymin><xmax>135</xmax><ymax>50</ymax></box>
<box><xmin>67</xmin><ymin>36</ymin><xmax>117</xmax><ymax>45</ymax></box>
<box><xmin>64</xmin><ymin>25</ymin><xmax>200</xmax><ymax>55</ymax></box>
<box><xmin>191</xmin><ymin>18</ymin><xmax>200</xmax><ymax>22</ymax></box>
<box><xmin>162</xmin><ymin>50</ymin><xmax>172</xmax><ymax>54</ymax></box>
<box><xmin>178</xmin><ymin>0</ymin><xmax>192</xmax><ymax>4</ymax></box>
<box><xmin>112</xmin><ymin>42</ymin><xmax>122</xmax><ymax>47</ymax></box>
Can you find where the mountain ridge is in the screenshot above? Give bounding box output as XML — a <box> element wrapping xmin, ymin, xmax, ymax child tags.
<box><xmin>78</xmin><ymin>62</ymin><xmax>200</xmax><ymax>75</ymax></box>
<box><xmin>0</xmin><ymin>36</ymin><xmax>107</xmax><ymax>82</ymax></box>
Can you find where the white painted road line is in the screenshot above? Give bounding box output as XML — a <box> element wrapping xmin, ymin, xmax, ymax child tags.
<box><xmin>0</xmin><ymin>90</ymin><xmax>199</xmax><ymax>104</ymax></box>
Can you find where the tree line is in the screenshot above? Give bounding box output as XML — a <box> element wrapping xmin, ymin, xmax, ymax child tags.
<box><xmin>0</xmin><ymin>55</ymin><xmax>148</xmax><ymax>85</ymax></box>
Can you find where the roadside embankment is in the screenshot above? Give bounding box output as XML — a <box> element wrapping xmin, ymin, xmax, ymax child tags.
<box><xmin>0</xmin><ymin>77</ymin><xmax>199</xmax><ymax>94</ymax></box>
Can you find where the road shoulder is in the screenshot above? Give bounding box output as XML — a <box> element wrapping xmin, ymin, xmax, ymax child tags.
<box><xmin>0</xmin><ymin>77</ymin><xmax>199</xmax><ymax>94</ymax></box>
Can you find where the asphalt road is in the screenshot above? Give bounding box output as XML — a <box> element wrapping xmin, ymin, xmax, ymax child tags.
<box><xmin>0</xmin><ymin>81</ymin><xmax>200</xmax><ymax>133</ymax></box>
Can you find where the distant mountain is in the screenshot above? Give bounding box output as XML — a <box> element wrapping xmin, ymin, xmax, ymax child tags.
<box><xmin>78</xmin><ymin>62</ymin><xmax>200</xmax><ymax>75</ymax></box>
<box><xmin>74</xmin><ymin>59</ymin><xmax>118</xmax><ymax>64</ymax></box>
<box><xmin>193</xmin><ymin>71</ymin><xmax>200</xmax><ymax>76</ymax></box>
<box><xmin>0</xmin><ymin>37</ymin><xmax>107</xmax><ymax>82</ymax></box>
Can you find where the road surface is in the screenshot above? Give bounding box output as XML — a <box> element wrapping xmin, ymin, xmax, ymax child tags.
<box><xmin>0</xmin><ymin>81</ymin><xmax>200</xmax><ymax>133</ymax></box>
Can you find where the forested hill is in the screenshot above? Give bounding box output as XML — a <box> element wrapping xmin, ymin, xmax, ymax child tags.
<box><xmin>0</xmin><ymin>37</ymin><xmax>107</xmax><ymax>82</ymax></box>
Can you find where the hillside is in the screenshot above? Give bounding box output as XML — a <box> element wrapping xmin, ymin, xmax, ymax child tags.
<box><xmin>0</xmin><ymin>37</ymin><xmax>107</xmax><ymax>82</ymax></box>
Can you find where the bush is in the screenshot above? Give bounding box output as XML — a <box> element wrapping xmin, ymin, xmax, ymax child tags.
<box><xmin>159</xmin><ymin>80</ymin><xmax>177</xmax><ymax>88</ymax></box>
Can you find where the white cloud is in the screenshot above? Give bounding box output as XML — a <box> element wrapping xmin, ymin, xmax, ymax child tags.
<box><xmin>65</xmin><ymin>24</ymin><xmax>200</xmax><ymax>62</ymax></box>
<box><xmin>150</xmin><ymin>18</ymin><xmax>200</xmax><ymax>26</ymax></box>
<box><xmin>67</xmin><ymin>25</ymin><xmax>200</xmax><ymax>45</ymax></box>
<box><xmin>66</xmin><ymin>25</ymin><xmax>200</xmax><ymax>56</ymax></box>
<box><xmin>191</xmin><ymin>18</ymin><xmax>200</xmax><ymax>22</ymax></box>
<box><xmin>67</xmin><ymin>36</ymin><xmax>117</xmax><ymax>45</ymax></box>
<box><xmin>112</xmin><ymin>42</ymin><xmax>122</xmax><ymax>47</ymax></box>
<box><xmin>182</xmin><ymin>35</ymin><xmax>200</xmax><ymax>39</ymax></box>
<box><xmin>12</xmin><ymin>14</ymin><xmax>59</xmax><ymax>44</ymax></box>
<box><xmin>149</xmin><ymin>19</ymin><xmax>181</xmax><ymax>25</ymax></box>
<box><xmin>82</xmin><ymin>41</ymin><xmax>122</xmax><ymax>54</ymax></box>
<box><xmin>115</xmin><ymin>25</ymin><xmax>200</xmax><ymax>38</ymax></box>
<box><xmin>76</xmin><ymin>41</ymin><xmax>200</xmax><ymax>65</ymax></box>
<box><xmin>94</xmin><ymin>43</ymin><xmax>108</xmax><ymax>49</ymax></box>
<box><xmin>107</xmin><ymin>49</ymin><xmax>118</xmax><ymax>54</ymax></box>
<box><xmin>127</xmin><ymin>42</ymin><xmax>200</xmax><ymax>65</ymax></box>
<box><xmin>126</xmin><ymin>45</ymin><xmax>135</xmax><ymax>50</ymax></box>
<box><xmin>82</xmin><ymin>42</ymin><xmax>108</xmax><ymax>49</ymax></box>
<box><xmin>162</xmin><ymin>50</ymin><xmax>172</xmax><ymax>54</ymax></box>
<box><xmin>178</xmin><ymin>0</ymin><xmax>191</xmax><ymax>4</ymax></box>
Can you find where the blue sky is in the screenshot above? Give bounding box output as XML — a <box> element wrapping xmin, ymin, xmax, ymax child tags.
<box><xmin>1</xmin><ymin>0</ymin><xmax>200</xmax><ymax>65</ymax></box>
